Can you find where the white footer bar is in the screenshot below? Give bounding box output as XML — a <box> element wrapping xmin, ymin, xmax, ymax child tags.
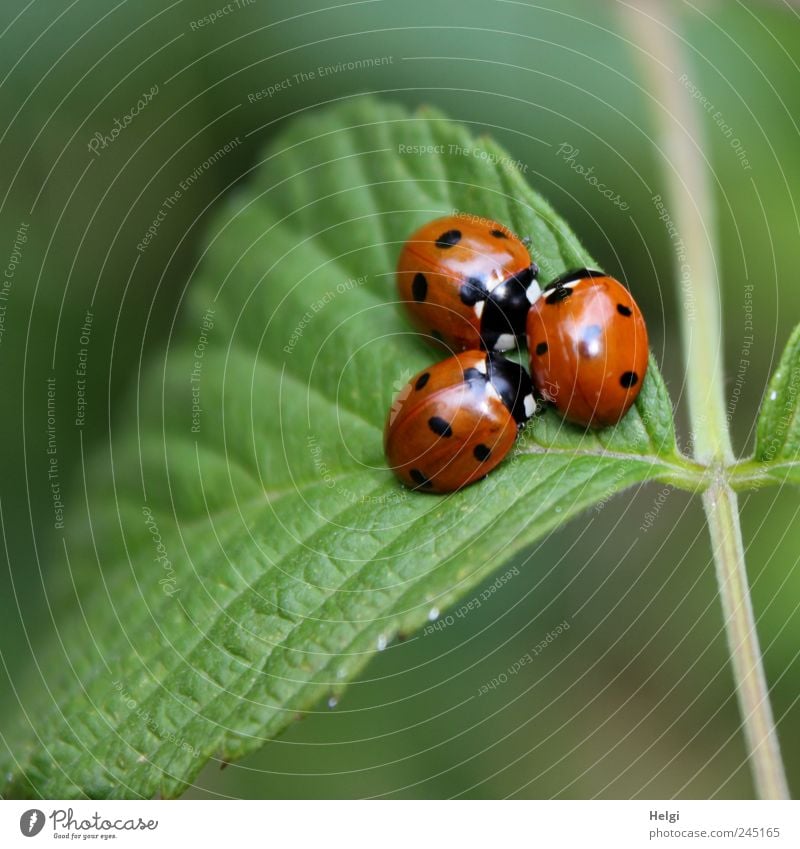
<box><xmin>1</xmin><ymin>799</ymin><xmax>797</xmax><ymax>847</ymax></box>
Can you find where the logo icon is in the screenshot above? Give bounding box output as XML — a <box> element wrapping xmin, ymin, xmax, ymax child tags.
<box><xmin>19</xmin><ymin>810</ymin><xmax>45</xmax><ymax>837</ymax></box>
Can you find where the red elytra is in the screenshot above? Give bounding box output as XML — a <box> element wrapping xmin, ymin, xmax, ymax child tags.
<box><xmin>385</xmin><ymin>351</ymin><xmax>536</xmax><ymax>493</ymax></box>
<box><xmin>396</xmin><ymin>215</ymin><xmax>540</xmax><ymax>352</ymax></box>
<box><xmin>526</xmin><ymin>269</ymin><xmax>649</xmax><ymax>428</ymax></box>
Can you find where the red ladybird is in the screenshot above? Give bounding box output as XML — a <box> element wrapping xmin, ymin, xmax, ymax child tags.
<box><xmin>385</xmin><ymin>351</ymin><xmax>536</xmax><ymax>493</ymax></box>
<box><xmin>396</xmin><ymin>215</ymin><xmax>540</xmax><ymax>352</ymax></box>
<box><xmin>526</xmin><ymin>269</ymin><xmax>649</xmax><ymax>428</ymax></box>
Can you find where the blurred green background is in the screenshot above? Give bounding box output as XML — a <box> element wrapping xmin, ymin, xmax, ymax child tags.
<box><xmin>0</xmin><ymin>0</ymin><xmax>798</xmax><ymax>798</ymax></box>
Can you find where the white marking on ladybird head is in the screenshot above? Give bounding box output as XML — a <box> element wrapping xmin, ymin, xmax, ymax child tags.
<box><xmin>484</xmin><ymin>381</ymin><xmax>502</xmax><ymax>404</ymax></box>
<box><xmin>526</xmin><ymin>280</ymin><xmax>542</xmax><ymax>304</ymax></box>
<box><xmin>483</xmin><ymin>271</ymin><xmax>505</xmax><ymax>295</ymax></box>
<box><xmin>473</xmin><ymin>300</ymin><xmax>485</xmax><ymax>319</ymax></box>
<box><xmin>476</xmin><ymin>357</ymin><xmax>488</xmax><ymax>374</ymax></box>
<box><xmin>494</xmin><ymin>333</ymin><xmax>516</xmax><ymax>351</ymax></box>
<box><xmin>524</xmin><ymin>394</ymin><xmax>536</xmax><ymax>418</ymax></box>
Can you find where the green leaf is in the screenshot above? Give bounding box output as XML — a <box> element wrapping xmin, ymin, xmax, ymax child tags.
<box><xmin>1</xmin><ymin>98</ymin><xmax>689</xmax><ymax>799</ymax></box>
<box><xmin>738</xmin><ymin>322</ymin><xmax>800</xmax><ymax>485</ymax></box>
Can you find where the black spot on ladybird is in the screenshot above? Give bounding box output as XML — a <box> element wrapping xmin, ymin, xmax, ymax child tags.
<box><xmin>459</xmin><ymin>277</ymin><xmax>487</xmax><ymax>306</ymax></box>
<box><xmin>620</xmin><ymin>371</ymin><xmax>639</xmax><ymax>388</ymax></box>
<box><xmin>545</xmin><ymin>284</ymin><xmax>572</xmax><ymax>305</ymax></box>
<box><xmin>535</xmin><ymin>342</ymin><xmax>548</xmax><ymax>356</ymax></box>
<box><xmin>428</xmin><ymin>416</ymin><xmax>453</xmax><ymax>437</ymax></box>
<box><xmin>409</xmin><ymin>468</ymin><xmax>433</xmax><ymax>488</ymax></box>
<box><xmin>474</xmin><ymin>443</ymin><xmax>491</xmax><ymax>462</ymax></box>
<box><xmin>415</xmin><ymin>373</ymin><xmax>430</xmax><ymax>390</ymax></box>
<box><xmin>435</xmin><ymin>229</ymin><xmax>461</xmax><ymax>248</ymax></box>
<box><xmin>412</xmin><ymin>273</ymin><xmax>427</xmax><ymax>301</ymax></box>
<box><xmin>490</xmin><ymin>229</ymin><xmax>508</xmax><ymax>239</ymax></box>
<box><xmin>617</xmin><ymin>303</ymin><xmax>632</xmax><ymax>317</ymax></box>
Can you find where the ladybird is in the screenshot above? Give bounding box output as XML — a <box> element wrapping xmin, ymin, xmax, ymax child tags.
<box><xmin>396</xmin><ymin>215</ymin><xmax>540</xmax><ymax>352</ymax></box>
<box><xmin>385</xmin><ymin>351</ymin><xmax>536</xmax><ymax>493</ymax></box>
<box><xmin>526</xmin><ymin>269</ymin><xmax>649</xmax><ymax>428</ymax></box>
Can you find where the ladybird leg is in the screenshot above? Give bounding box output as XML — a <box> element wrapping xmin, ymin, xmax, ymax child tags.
<box><xmin>521</xmin><ymin>235</ymin><xmax>532</xmax><ymax>248</ymax></box>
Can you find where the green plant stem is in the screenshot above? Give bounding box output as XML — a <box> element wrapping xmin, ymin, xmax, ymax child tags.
<box><xmin>703</xmin><ymin>480</ymin><xmax>789</xmax><ymax>799</ymax></box>
<box><xmin>728</xmin><ymin>459</ymin><xmax>799</xmax><ymax>490</ymax></box>
<box><xmin>622</xmin><ymin>0</ymin><xmax>789</xmax><ymax>799</ymax></box>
